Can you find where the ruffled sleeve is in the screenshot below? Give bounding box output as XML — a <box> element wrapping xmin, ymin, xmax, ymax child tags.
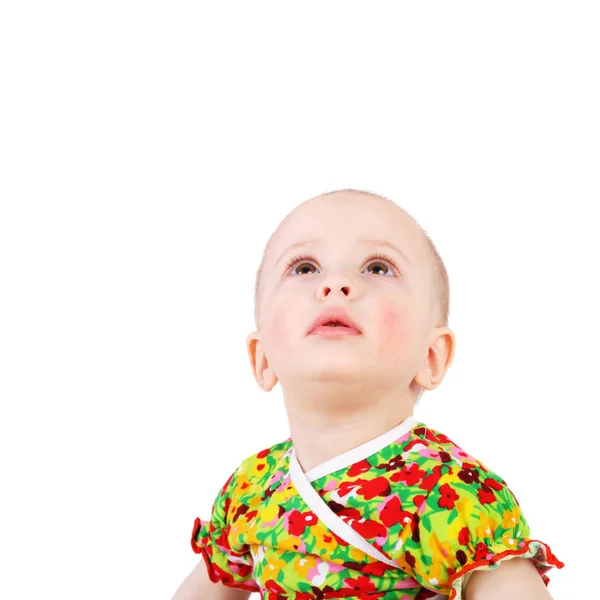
<box><xmin>394</xmin><ymin>467</ymin><xmax>564</xmax><ymax>599</ymax></box>
<box><xmin>190</xmin><ymin>471</ymin><xmax>259</xmax><ymax>594</ymax></box>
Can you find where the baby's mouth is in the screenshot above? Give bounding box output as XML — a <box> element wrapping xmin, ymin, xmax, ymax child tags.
<box><xmin>309</xmin><ymin>321</ymin><xmax>361</xmax><ymax>336</ymax></box>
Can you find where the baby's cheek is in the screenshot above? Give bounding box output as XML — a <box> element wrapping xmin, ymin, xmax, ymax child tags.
<box><xmin>269</xmin><ymin>305</ymin><xmax>292</xmax><ymax>351</ymax></box>
<box><xmin>376</xmin><ymin>305</ymin><xmax>412</xmax><ymax>357</ymax></box>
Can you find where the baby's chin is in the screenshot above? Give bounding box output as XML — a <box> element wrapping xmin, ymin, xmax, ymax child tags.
<box><xmin>280</xmin><ymin>371</ymin><xmax>404</xmax><ymax>410</ymax></box>
<box><xmin>282</xmin><ymin>356</ymin><xmax>399</xmax><ymax>386</ymax></box>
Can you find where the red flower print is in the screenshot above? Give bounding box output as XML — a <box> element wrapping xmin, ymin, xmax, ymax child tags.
<box><xmin>392</xmin><ymin>461</ymin><xmax>427</xmax><ymax>486</ymax></box>
<box><xmin>286</xmin><ymin>509</ymin><xmax>317</xmax><ymax>536</ymax></box>
<box><xmin>404</xmin><ymin>550</ymin><xmax>416</xmax><ymax>568</ymax></box>
<box><xmin>419</xmin><ymin>465</ymin><xmax>444</xmax><ymax>492</ymax></box>
<box><xmin>303</xmin><ymin>511</ymin><xmax>317</xmax><ymax>526</ymax></box>
<box><xmin>378</xmin><ymin>455</ymin><xmax>406</xmax><ymax>472</ymax></box>
<box><xmin>330</xmin><ymin>529</ymin><xmax>350</xmax><ymax>547</ymax></box>
<box><xmin>458</xmin><ymin>465</ymin><xmax>480</xmax><ymax>484</ymax></box>
<box><xmin>360</xmin><ymin>561</ymin><xmax>395</xmax><ymax>576</ymax></box>
<box><xmin>336</xmin><ymin>499</ymin><xmax>389</xmax><ymax>541</ymax></box>
<box><xmin>257</xmin><ymin>448</ymin><xmax>270</xmax><ymax>459</ymax></box>
<box><xmin>379</xmin><ymin>495</ymin><xmax>414</xmax><ymax>528</ymax></box>
<box><xmin>432</xmin><ymin>432</ymin><xmax>454</xmax><ymax>444</ymax></box>
<box><xmin>215</xmin><ymin>526</ymin><xmax>233</xmax><ymax>551</ymax></box>
<box><xmin>344</xmin><ymin>575</ymin><xmax>378</xmax><ymax>593</ymax></box>
<box><xmin>438</xmin><ymin>451</ymin><xmax>452</xmax><ymax>463</ymax></box>
<box><xmin>233</xmin><ymin>503</ymin><xmax>248</xmax><ymax>522</ymax></box>
<box><xmin>235</xmin><ymin>561</ymin><xmax>253</xmax><ymax>578</ymax></box>
<box><xmin>474</xmin><ymin>541</ymin><xmax>490</xmax><ymax>560</ymax></box>
<box><xmin>478</xmin><ymin>485</ymin><xmax>497</xmax><ymax>505</ymax></box>
<box><xmin>310</xmin><ymin>584</ymin><xmax>338</xmax><ymax>598</ymax></box>
<box><xmin>456</xmin><ymin>549</ymin><xmax>468</xmax><ymax>566</ymax></box>
<box><xmin>358</xmin><ymin>476</ymin><xmax>391</xmax><ymax>499</ymax></box>
<box><xmin>412</xmin><ymin>494</ymin><xmax>427</xmax><ymax>510</ymax></box>
<box><xmin>338</xmin><ymin>479</ymin><xmax>362</xmax><ymax>498</ymax></box>
<box><xmin>348</xmin><ymin>459</ymin><xmax>372</xmax><ymax>477</ymax></box>
<box><xmin>265</xmin><ymin>579</ymin><xmax>287</xmax><ymax>595</ymax></box>
<box><xmin>212</xmin><ymin>564</ymin><xmax>234</xmax><ymax>586</ymax></box>
<box><xmin>404</xmin><ymin>437</ymin><xmax>429</xmax><ymax>453</ymax></box>
<box><xmin>353</xmin><ymin>518</ymin><xmax>387</xmax><ymax>540</ymax></box>
<box><xmin>458</xmin><ymin>526</ymin><xmax>470</xmax><ymax>546</ymax></box>
<box><xmin>411</xmin><ymin>513</ymin><xmax>421</xmax><ymax>543</ymax></box>
<box><xmin>483</xmin><ymin>477</ymin><xmax>504</xmax><ymax>491</ymax></box>
<box><xmin>423</xmin><ymin>428</ymin><xmax>441</xmax><ymax>442</ymax></box>
<box><xmin>437</xmin><ymin>482</ymin><xmax>460</xmax><ymax>510</ymax></box>
<box><xmin>337</xmin><ymin>506</ymin><xmax>362</xmax><ymax>522</ymax></box>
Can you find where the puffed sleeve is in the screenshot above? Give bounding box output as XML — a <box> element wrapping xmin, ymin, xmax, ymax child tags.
<box><xmin>393</xmin><ymin>466</ymin><xmax>564</xmax><ymax>599</ymax></box>
<box><xmin>190</xmin><ymin>471</ymin><xmax>259</xmax><ymax>593</ymax></box>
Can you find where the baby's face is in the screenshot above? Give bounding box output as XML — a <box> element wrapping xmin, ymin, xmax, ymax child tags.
<box><xmin>252</xmin><ymin>192</ymin><xmax>439</xmax><ymax>398</ymax></box>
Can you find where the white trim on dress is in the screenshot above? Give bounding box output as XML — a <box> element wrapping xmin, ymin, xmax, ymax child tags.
<box><xmin>302</xmin><ymin>415</ymin><xmax>420</xmax><ymax>483</ymax></box>
<box><xmin>288</xmin><ymin>446</ymin><xmax>399</xmax><ymax>568</ymax></box>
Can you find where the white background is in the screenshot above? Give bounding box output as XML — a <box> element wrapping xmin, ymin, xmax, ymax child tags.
<box><xmin>1</xmin><ymin>2</ymin><xmax>597</xmax><ymax>599</ymax></box>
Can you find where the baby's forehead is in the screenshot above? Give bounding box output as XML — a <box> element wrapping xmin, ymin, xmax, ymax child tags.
<box><xmin>268</xmin><ymin>196</ymin><xmax>428</xmax><ymax>264</ymax></box>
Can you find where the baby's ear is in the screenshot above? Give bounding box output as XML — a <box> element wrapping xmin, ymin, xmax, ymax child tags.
<box><xmin>414</xmin><ymin>327</ymin><xmax>456</xmax><ymax>391</ymax></box>
<box><xmin>246</xmin><ymin>330</ymin><xmax>278</xmax><ymax>392</ymax></box>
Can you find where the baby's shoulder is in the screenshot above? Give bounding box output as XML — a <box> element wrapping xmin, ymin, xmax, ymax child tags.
<box><xmin>230</xmin><ymin>436</ymin><xmax>293</xmax><ymax>488</ymax></box>
<box><xmin>401</xmin><ymin>422</ymin><xmax>511</xmax><ymax>502</ymax></box>
<box><xmin>410</xmin><ymin>422</ymin><xmax>497</xmax><ymax>468</ymax></box>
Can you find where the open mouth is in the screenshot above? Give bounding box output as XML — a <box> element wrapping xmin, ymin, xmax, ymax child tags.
<box><xmin>308</xmin><ymin>308</ymin><xmax>362</xmax><ymax>335</ymax></box>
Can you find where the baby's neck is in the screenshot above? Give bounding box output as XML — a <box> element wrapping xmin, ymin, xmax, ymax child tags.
<box><xmin>284</xmin><ymin>388</ymin><xmax>415</xmax><ymax>473</ymax></box>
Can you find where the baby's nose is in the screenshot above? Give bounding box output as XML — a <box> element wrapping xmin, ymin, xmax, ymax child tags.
<box><xmin>318</xmin><ymin>277</ymin><xmax>353</xmax><ymax>297</ymax></box>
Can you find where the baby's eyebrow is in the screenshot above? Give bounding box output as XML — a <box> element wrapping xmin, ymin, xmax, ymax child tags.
<box><xmin>274</xmin><ymin>237</ymin><xmax>410</xmax><ymax>267</ymax></box>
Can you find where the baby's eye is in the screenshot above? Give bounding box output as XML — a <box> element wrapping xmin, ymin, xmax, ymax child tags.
<box><xmin>290</xmin><ymin>261</ymin><xmax>318</xmax><ymax>276</ymax></box>
<box><xmin>364</xmin><ymin>260</ymin><xmax>394</xmax><ymax>277</ymax></box>
<box><xmin>284</xmin><ymin>253</ymin><xmax>399</xmax><ymax>277</ymax></box>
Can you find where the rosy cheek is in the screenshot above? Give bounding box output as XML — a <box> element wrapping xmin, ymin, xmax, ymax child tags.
<box><xmin>377</xmin><ymin>304</ymin><xmax>411</xmax><ymax>356</ymax></box>
<box><xmin>269</xmin><ymin>305</ymin><xmax>291</xmax><ymax>351</ymax></box>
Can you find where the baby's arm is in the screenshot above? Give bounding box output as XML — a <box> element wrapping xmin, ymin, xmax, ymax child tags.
<box><xmin>171</xmin><ymin>560</ymin><xmax>252</xmax><ymax>600</ymax></box>
<box><xmin>464</xmin><ymin>557</ymin><xmax>554</xmax><ymax>600</ymax></box>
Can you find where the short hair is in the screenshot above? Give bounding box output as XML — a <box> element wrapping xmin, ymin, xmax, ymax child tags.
<box><xmin>253</xmin><ymin>189</ymin><xmax>450</xmax><ymax>331</ymax></box>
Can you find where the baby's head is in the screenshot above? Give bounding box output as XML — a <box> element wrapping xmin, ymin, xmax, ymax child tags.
<box><xmin>246</xmin><ymin>189</ymin><xmax>455</xmax><ymax>412</ymax></box>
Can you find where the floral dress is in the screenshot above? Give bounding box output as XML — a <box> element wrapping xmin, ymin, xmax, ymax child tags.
<box><xmin>190</xmin><ymin>415</ymin><xmax>564</xmax><ymax>599</ymax></box>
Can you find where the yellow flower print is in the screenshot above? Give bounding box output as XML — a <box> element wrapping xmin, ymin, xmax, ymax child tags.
<box><xmin>310</xmin><ymin>523</ymin><xmax>339</xmax><ymax>553</ymax></box>
<box><xmin>499</xmin><ymin>534</ymin><xmax>519</xmax><ymax>549</ymax></box>
<box><xmin>455</xmin><ymin>493</ymin><xmax>475</xmax><ymax>518</ymax></box>
<box><xmin>292</xmin><ymin>554</ymin><xmax>318</xmax><ymax>578</ymax></box>
<box><xmin>263</xmin><ymin>556</ymin><xmax>287</xmax><ymax>580</ymax></box>
<box><xmin>428</xmin><ymin>531</ymin><xmax>455</xmax><ymax>582</ymax></box>
<box><xmin>248</xmin><ymin>459</ymin><xmax>268</xmax><ymax>479</ymax></box>
<box><xmin>349</xmin><ymin>546</ymin><xmax>369</xmax><ymax>562</ymax></box>
<box><xmin>246</xmin><ymin>494</ymin><xmax>261</xmax><ymax>509</ymax></box>
<box><xmin>501</xmin><ymin>506</ymin><xmax>520</xmax><ymax>530</ymax></box>
<box><xmin>233</xmin><ymin>473</ymin><xmax>252</xmax><ymax>492</ymax></box>
<box><xmin>475</xmin><ymin>511</ymin><xmax>498</xmax><ymax>541</ymax></box>
<box><xmin>271</xmin><ymin>479</ymin><xmax>296</xmax><ymax>504</ymax></box>
<box><xmin>278</xmin><ymin>535</ymin><xmax>305</xmax><ymax>553</ymax></box>
<box><xmin>260</xmin><ymin>502</ymin><xmax>280</xmax><ymax>523</ymax></box>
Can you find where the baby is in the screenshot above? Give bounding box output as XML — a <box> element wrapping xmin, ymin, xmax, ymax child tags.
<box><xmin>172</xmin><ymin>189</ymin><xmax>564</xmax><ymax>600</ymax></box>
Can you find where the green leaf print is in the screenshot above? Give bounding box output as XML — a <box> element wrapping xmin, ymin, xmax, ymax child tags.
<box><xmin>447</xmin><ymin>507</ymin><xmax>458</xmax><ymax>524</ymax></box>
<box><xmin>297</xmin><ymin>581</ymin><xmax>313</xmax><ymax>593</ymax></box>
